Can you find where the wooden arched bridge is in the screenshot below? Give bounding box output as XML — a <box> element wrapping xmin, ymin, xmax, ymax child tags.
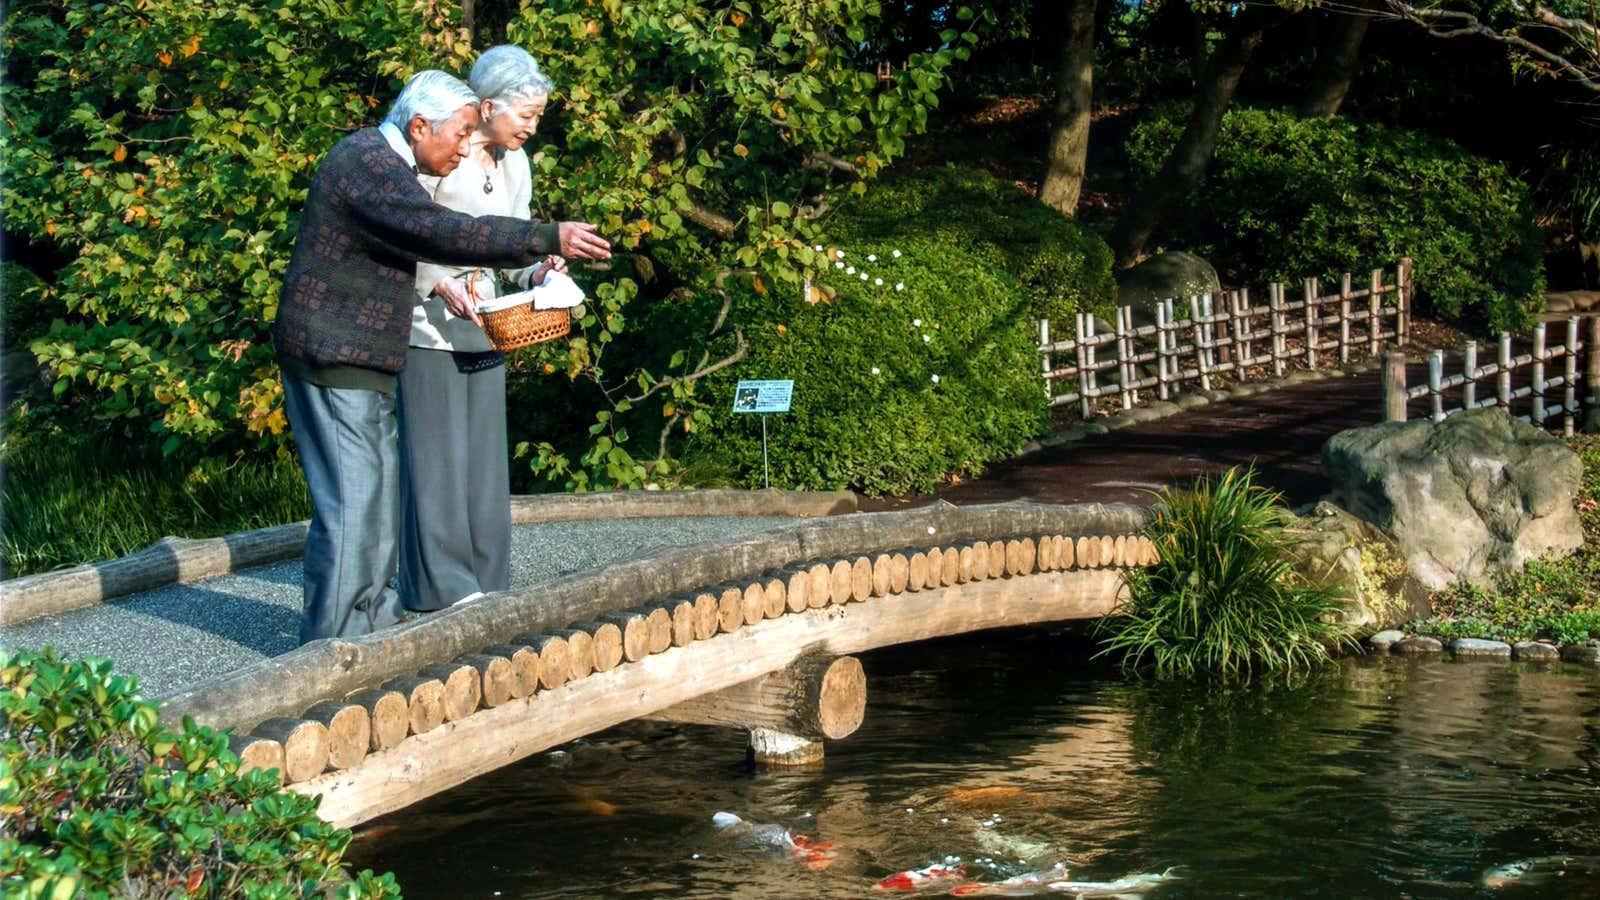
<box><xmin>153</xmin><ymin>500</ymin><xmax>1154</xmax><ymax>828</ymax></box>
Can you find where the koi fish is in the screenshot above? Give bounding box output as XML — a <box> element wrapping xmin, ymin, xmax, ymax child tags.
<box><xmin>951</xmin><ymin>866</ymin><xmax>1180</xmax><ymax>897</ymax></box>
<box><xmin>711</xmin><ymin>811</ymin><xmax>838</xmax><ymax>871</ymax></box>
<box><xmin>872</xmin><ymin>862</ymin><xmax>968</xmax><ymax>891</ymax></box>
<box><xmin>1482</xmin><ymin>855</ymin><xmax>1600</xmax><ymax>889</ymax></box>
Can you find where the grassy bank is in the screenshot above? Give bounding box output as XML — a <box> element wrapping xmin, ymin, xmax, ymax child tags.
<box><xmin>1405</xmin><ymin>434</ymin><xmax>1600</xmax><ymax>645</ymax></box>
<box><xmin>1</xmin><ymin>441</ymin><xmax>311</xmax><ymax>578</ymax></box>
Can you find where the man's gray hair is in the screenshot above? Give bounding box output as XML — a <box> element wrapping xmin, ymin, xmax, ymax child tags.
<box><xmin>384</xmin><ymin>70</ymin><xmax>479</xmax><ymax>131</ymax></box>
<box><xmin>470</xmin><ymin>45</ymin><xmax>555</xmax><ymax>114</ymax></box>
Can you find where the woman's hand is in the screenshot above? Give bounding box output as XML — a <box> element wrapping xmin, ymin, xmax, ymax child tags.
<box><xmin>433</xmin><ymin>276</ymin><xmax>483</xmax><ymax>328</ymax></box>
<box><xmin>528</xmin><ymin>255</ymin><xmax>567</xmax><ymax>286</ymax></box>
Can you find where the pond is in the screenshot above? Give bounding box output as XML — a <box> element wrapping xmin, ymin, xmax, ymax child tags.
<box><xmin>350</xmin><ymin>629</ymin><xmax>1600</xmax><ymax>898</ymax></box>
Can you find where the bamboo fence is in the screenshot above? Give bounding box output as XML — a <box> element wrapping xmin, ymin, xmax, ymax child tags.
<box><xmin>1040</xmin><ymin>260</ymin><xmax>1413</xmax><ymax>418</ymax></box>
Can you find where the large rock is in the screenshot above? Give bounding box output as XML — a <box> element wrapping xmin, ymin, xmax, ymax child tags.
<box><xmin>1287</xmin><ymin>502</ymin><xmax>1429</xmax><ymax>636</ymax></box>
<box><xmin>1322</xmin><ymin>408</ymin><xmax>1584</xmax><ymax>589</ymax></box>
<box><xmin>1114</xmin><ymin>251</ymin><xmax>1222</xmax><ymax>327</ymax></box>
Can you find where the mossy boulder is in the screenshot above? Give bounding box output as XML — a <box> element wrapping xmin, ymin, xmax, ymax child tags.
<box><xmin>1288</xmin><ymin>501</ymin><xmax>1430</xmax><ymax>637</ymax></box>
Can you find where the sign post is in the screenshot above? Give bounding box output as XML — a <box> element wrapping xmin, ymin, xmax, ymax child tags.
<box><xmin>731</xmin><ymin>379</ymin><xmax>794</xmax><ymax>489</ymax></box>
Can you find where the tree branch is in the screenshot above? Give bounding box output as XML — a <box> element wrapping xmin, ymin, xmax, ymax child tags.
<box><xmin>619</xmin><ymin>328</ymin><xmax>749</xmax><ymax>407</ymax></box>
<box><xmin>1376</xmin><ymin>0</ymin><xmax>1600</xmax><ymax>92</ymax></box>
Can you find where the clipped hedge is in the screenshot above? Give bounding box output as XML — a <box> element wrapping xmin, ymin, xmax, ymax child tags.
<box><xmin>1126</xmin><ymin>106</ymin><xmax>1545</xmax><ymax>333</ymax></box>
<box><xmin>827</xmin><ymin>166</ymin><xmax>1117</xmax><ymax>325</ymax></box>
<box><xmin>0</xmin><ymin>649</ymin><xmax>397</xmax><ymax>898</ymax></box>
<box><xmin>679</xmin><ymin>232</ymin><xmax>1048</xmax><ymax>496</ymax></box>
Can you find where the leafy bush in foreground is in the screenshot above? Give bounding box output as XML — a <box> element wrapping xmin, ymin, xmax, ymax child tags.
<box><xmin>0</xmin><ymin>649</ymin><xmax>398</xmax><ymax>898</ymax></box>
<box><xmin>1126</xmin><ymin>106</ymin><xmax>1545</xmax><ymax>333</ymax></box>
<box><xmin>1098</xmin><ymin>467</ymin><xmax>1354</xmax><ymax>677</ymax></box>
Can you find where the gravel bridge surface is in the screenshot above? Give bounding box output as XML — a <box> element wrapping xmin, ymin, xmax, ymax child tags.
<box><xmin>1</xmin><ymin>371</ymin><xmax>1390</xmax><ymax>699</ymax></box>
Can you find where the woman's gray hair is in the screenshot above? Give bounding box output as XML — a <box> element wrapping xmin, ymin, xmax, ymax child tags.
<box><xmin>470</xmin><ymin>45</ymin><xmax>555</xmax><ymax>114</ymax></box>
<box><xmin>384</xmin><ymin>70</ymin><xmax>479</xmax><ymax>131</ymax></box>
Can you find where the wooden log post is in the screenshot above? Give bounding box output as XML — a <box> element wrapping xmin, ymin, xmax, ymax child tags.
<box><xmin>907</xmin><ymin>551</ymin><xmax>928</xmax><ymax>592</ymax></box>
<box><xmin>514</xmin><ymin>633</ymin><xmax>572</xmax><ymax>691</ymax></box>
<box><xmin>939</xmin><ymin>546</ymin><xmax>960</xmax><ymax>586</ymax></box>
<box><xmin>574</xmin><ymin>620</ymin><xmax>623</xmax><ymax>674</ymax></box>
<box><xmin>828</xmin><ymin>560</ymin><xmax>853</xmax><ymax>606</ymax></box>
<box><xmin>228</xmin><ymin>734</ymin><xmax>285</xmax><ymax>776</ymax></box>
<box><xmin>1040</xmin><ymin>318</ymin><xmax>1053</xmax><ymax>403</ymax></box>
<box><xmin>1189</xmin><ymin>295</ymin><xmax>1212</xmax><ymax>392</ymax></box>
<box><xmin>641</xmin><ymin>605</ymin><xmax>673</xmax><ymax>655</ymax></box>
<box><xmin>346</xmin><ymin>689</ymin><xmax>409</xmax><ymax>752</ymax></box>
<box><xmin>1428</xmin><ymin>350</ymin><xmax>1445</xmax><ymax>422</ymax></box>
<box><xmin>1155</xmin><ymin>303</ymin><xmax>1171</xmax><ymax>400</ymax></box>
<box><xmin>652</xmin><ymin>597</ymin><xmax>697</xmax><ymax>649</ymax></box>
<box><xmin>716</xmin><ymin>585</ymin><xmax>745</xmax><ymax>634</ymax></box>
<box><xmin>1115</xmin><ymin>306</ymin><xmax>1134</xmax><ymax>410</ymax></box>
<box><xmin>1588</xmin><ymin>317</ymin><xmax>1600</xmax><ymax>414</ymax></box>
<box><xmin>1304</xmin><ymin>278</ymin><xmax>1320</xmax><ymax>370</ymax></box>
<box><xmin>1270</xmin><ymin>283</ymin><xmax>1286</xmax><ymax>377</ymax></box>
<box><xmin>1057</xmin><ymin>534</ymin><xmax>1075</xmax><ymax>569</ymax></box>
<box><xmin>986</xmin><ymin>540</ymin><xmax>1007</xmax><ymax>580</ymax></box>
<box><xmin>1532</xmin><ymin>322</ymin><xmax>1548</xmax><ymax>428</ymax></box>
<box><xmin>888</xmin><ymin>552</ymin><xmax>910</xmax><ymax>594</ymax></box>
<box><xmin>303</xmin><ymin>700</ymin><xmax>371</xmax><ymax>771</ymax></box>
<box><xmin>1498</xmin><ymin>334</ymin><xmax>1513</xmax><ymax>410</ymax></box>
<box><xmin>384</xmin><ymin>675</ymin><xmax>445</xmax><ymax>736</ymax></box>
<box><xmin>250</xmin><ymin>718</ymin><xmax>329</xmax><ymax>783</ymax></box>
<box><xmin>418</xmin><ymin>663</ymin><xmax>482</xmax><ymax>722</ymax></box>
<box><xmin>1463</xmin><ymin>341</ymin><xmax>1478</xmax><ymax>411</ymax></box>
<box><xmin>690</xmin><ymin>590</ymin><xmax>720</xmax><ymax>640</ymax></box>
<box><xmin>849</xmin><ymin>556</ymin><xmax>873</xmax><ymax>602</ymax></box>
<box><xmin>1234</xmin><ymin>289</ymin><xmax>1252</xmax><ymax>370</ymax></box>
<box><xmin>1338</xmin><ymin>273</ymin><xmax>1352</xmax><ymax>364</ymax></box>
<box><xmin>1565</xmin><ymin>317</ymin><xmax>1580</xmax><ymax>436</ymax></box>
<box><xmin>1369</xmin><ymin>269</ymin><xmax>1383</xmax><ymax>355</ymax></box>
<box><xmin>1076</xmin><ymin>312</ymin><xmax>1094</xmax><ymax>419</ymax></box>
<box><xmin>455</xmin><ymin>653</ymin><xmax>516</xmax><ymax>709</ymax></box>
<box><xmin>1398</xmin><ymin>258</ymin><xmax>1412</xmax><ymax>344</ymax></box>
<box><xmin>762</xmin><ymin>577</ymin><xmax>788</xmax><ymax>619</ymax></box>
<box><xmin>600</xmin><ymin>611</ymin><xmax>650</xmax><ymax>664</ymax></box>
<box><xmin>871</xmin><ymin>553</ymin><xmax>894</xmax><ymax>598</ymax></box>
<box><xmin>807</xmin><ymin>562</ymin><xmax>832</xmax><ymax>609</ymax></box>
<box><xmin>740</xmin><ymin>581</ymin><xmax>766</xmax><ymax>626</ymax></box>
<box><xmin>1382</xmin><ymin>351</ymin><xmax>1408</xmax><ymax>423</ymax></box>
<box><xmin>783</xmin><ymin>568</ymin><xmax>810</xmax><ymax>613</ymax></box>
<box><xmin>482</xmin><ymin>644</ymin><xmax>541</xmax><ymax>699</ymax></box>
<box><xmin>551</xmin><ymin>630</ymin><xmax>596</xmax><ymax>681</ymax></box>
<box><xmin>647</xmin><ymin>655</ymin><xmax>867</xmax><ymax>766</ymax></box>
<box><xmin>1083</xmin><ymin>313</ymin><xmax>1099</xmax><ymax>418</ymax></box>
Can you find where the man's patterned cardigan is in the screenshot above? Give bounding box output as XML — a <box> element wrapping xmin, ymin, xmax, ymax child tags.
<box><xmin>273</xmin><ymin>127</ymin><xmax>560</xmax><ymax>375</ymax></box>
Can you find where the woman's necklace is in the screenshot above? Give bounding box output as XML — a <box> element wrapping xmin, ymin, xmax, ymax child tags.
<box><xmin>477</xmin><ymin>140</ymin><xmax>497</xmax><ymax>194</ymax></box>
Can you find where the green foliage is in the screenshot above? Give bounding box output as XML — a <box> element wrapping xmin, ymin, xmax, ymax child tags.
<box><xmin>1098</xmin><ymin>467</ymin><xmax>1355</xmax><ymax>677</ymax></box>
<box><xmin>1</xmin><ymin>437</ymin><xmax>310</xmax><ymax>577</ymax></box>
<box><xmin>0</xmin><ymin>649</ymin><xmax>399</xmax><ymax>898</ymax></box>
<box><xmin>1408</xmin><ymin>434</ymin><xmax>1600</xmax><ymax>644</ymax></box>
<box><xmin>501</xmin><ymin>0</ymin><xmax>980</xmax><ymax>490</ymax></box>
<box><xmin>1</xmin><ymin>0</ymin><xmax>460</xmax><ymax>454</ymax></box>
<box><xmin>677</xmin><ymin>235</ymin><xmax>1048</xmax><ymax>495</ymax></box>
<box><xmin>1125</xmin><ymin>106</ymin><xmax>1546</xmax><ymax>333</ymax></box>
<box><xmin>823</xmin><ymin>166</ymin><xmax>1116</xmax><ymax>324</ymax></box>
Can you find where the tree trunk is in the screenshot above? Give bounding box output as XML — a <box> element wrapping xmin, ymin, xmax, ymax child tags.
<box><xmin>1109</xmin><ymin>6</ymin><xmax>1276</xmax><ymax>268</ymax></box>
<box><xmin>1039</xmin><ymin>0</ymin><xmax>1098</xmax><ymax>217</ymax></box>
<box><xmin>1298</xmin><ymin>5</ymin><xmax>1373</xmax><ymax>117</ymax></box>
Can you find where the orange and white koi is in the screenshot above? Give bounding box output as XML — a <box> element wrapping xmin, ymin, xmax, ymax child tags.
<box><xmin>872</xmin><ymin>862</ymin><xmax>968</xmax><ymax>891</ymax></box>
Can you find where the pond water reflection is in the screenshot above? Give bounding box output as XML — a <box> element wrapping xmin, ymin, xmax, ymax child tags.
<box><xmin>353</xmin><ymin>629</ymin><xmax>1600</xmax><ymax>898</ymax></box>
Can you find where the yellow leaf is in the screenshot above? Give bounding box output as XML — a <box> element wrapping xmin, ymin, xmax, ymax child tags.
<box><xmin>181</xmin><ymin>35</ymin><xmax>200</xmax><ymax>58</ymax></box>
<box><xmin>112</xmin><ymin>145</ymin><xmax>127</xmax><ymax>163</ymax></box>
<box><xmin>775</xmin><ymin>323</ymin><xmax>788</xmax><ymax>334</ymax></box>
<box><xmin>44</xmin><ymin>221</ymin><xmax>56</xmax><ymax>236</ymax></box>
<box><xmin>733</xmin><ymin>143</ymin><xmax>749</xmax><ymax>158</ymax></box>
<box><xmin>157</xmin><ymin>50</ymin><xmax>173</xmax><ymax>66</ymax></box>
<box><xmin>752</xmin><ymin>275</ymin><xmax>766</xmax><ymax>295</ymax></box>
<box><xmin>663</xmin><ymin>403</ymin><xmax>676</xmax><ymax>417</ymax></box>
<box><xmin>730</xmin><ymin>10</ymin><xmax>745</xmax><ymax>26</ymax></box>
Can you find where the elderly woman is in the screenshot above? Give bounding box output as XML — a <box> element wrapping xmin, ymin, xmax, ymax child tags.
<box><xmin>397</xmin><ymin>45</ymin><xmax>562</xmax><ymax>612</ymax></box>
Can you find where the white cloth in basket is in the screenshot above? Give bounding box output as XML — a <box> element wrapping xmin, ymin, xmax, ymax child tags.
<box><xmin>475</xmin><ymin>270</ymin><xmax>586</xmax><ymax>314</ymax></box>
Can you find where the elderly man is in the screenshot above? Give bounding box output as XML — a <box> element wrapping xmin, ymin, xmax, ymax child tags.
<box><xmin>273</xmin><ymin>70</ymin><xmax>610</xmax><ymax>644</ymax></box>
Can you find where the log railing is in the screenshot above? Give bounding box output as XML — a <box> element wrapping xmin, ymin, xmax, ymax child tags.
<box><xmin>1040</xmin><ymin>259</ymin><xmax>1412</xmax><ymax>417</ymax></box>
<box><xmin>1380</xmin><ymin>316</ymin><xmax>1599</xmax><ymax>435</ymax></box>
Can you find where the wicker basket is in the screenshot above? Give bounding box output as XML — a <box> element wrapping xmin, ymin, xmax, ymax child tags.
<box><xmin>478</xmin><ymin>302</ymin><xmax>571</xmax><ymax>351</ymax></box>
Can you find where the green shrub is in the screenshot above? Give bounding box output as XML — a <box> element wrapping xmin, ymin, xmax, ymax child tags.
<box><xmin>1097</xmin><ymin>467</ymin><xmax>1355</xmax><ymax>677</ymax></box>
<box><xmin>676</xmin><ymin>234</ymin><xmax>1049</xmax><ymax>495</ymax></box>
<box><xmin>0</xmin><ymin>438</ymin><xmax>311</xmax><ymax>577</ymax></box>
<box><xmin>825</xmin><ymin>166</ymin><xmax>1117</xmax><ymax>325</ymax></box>
<box><xmin>1125</xmin><ymin>106</ymin><xmax>1545</xmax><ymax>333</ymax></box>
<box><xmin>0</xmin><ymin>649</ymin><xmax>398</xmax><ymax>898</ymax></box>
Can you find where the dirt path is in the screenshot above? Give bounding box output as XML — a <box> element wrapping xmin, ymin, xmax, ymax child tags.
<box><xmin>864</xmin><ymin>372</ymin><xmax>1387</xmax><ymax>512</ymax></box>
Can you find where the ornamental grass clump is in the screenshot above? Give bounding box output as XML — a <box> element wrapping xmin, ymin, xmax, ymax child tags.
<box><xmin>1098</xmin><ymin>468</ymin><xmax>1354</xmax><ymax>677</ymax></box>
<box><xmin>0</xmin><ymin>649</ymin><xmax>398</xmax><ymax>899</ymax></box>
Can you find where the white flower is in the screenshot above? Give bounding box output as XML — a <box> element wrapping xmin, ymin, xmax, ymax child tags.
<box><xmin>859</xmin><ymin>272</ymin><xmax>868</xmax><ymax>280</ymax></box>
<box><xmin>913</xmin><ymin>318</ymin><xmax>922</xmax><ymax>326</ymax></box>
<box><xmin>868</xmin><ymin>254</ymin><xmax>878</xmax><ymax>262</ymax></box>
<box><xmin>837</xmin><ymin>250</ymin><xmax>846</xmax><ymax>258</ymax></box>
<box><xmin>928</xmin><ymin>526</ymin><xmax>936</xmax><ymax>534</ymax></box>
<box><xmin>874</xmin><ymin>278</ymin><xmax>883</xmax><ymax>286</ymax></box>
<box><xmin>813</xmin><ymin>244</ymin><xmax>822</xmax><ymax>251</ymax></box>
<box><xmin>846</xmin><ymin>266</ymin><xmax>856</xmax><ymax>274</ymax></box>
<box><xmin>835</xmin><ymin>261</ymin><xmax>845</xmax><ymax>269</ymax></box>
<box><xmin>896</xmin><ymin>283</ymin><xmax>905</xmax><ymax>291</ymax></box>
<box><xmin>892</xmin><ymin>249</ymin><xmax>902</xmax><ymax>258</ymax></box>
<box><xmin>931</xmin><ymin>374</ymin><xmax>941</xmax><ymax>383</ymax></box>
<box><xmin>871</xmin><ymin>366</ymin><xmax>880</xmax><ymax>375</ymax></box>
<box><xmin>922</xmin><ymin>334</ymin><xmax>931</xmax><ymax>343</ymax></box>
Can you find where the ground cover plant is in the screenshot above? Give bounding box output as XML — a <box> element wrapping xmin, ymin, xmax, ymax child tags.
<box><xmin>1097</xmin><ymin>467</ymin><xmax>1355</xmax><ymax>677</ymax></box>
<box><xmin>1125</xmin><ymin>106</ymin><xmax>1545</xmax><ymax>334</ymax></box>
<box><xmin>0</xmin><ymin>649</ymin><xmax>398</xmax><ymax>898</ymax></box>
<box><xmin>0</xmin><ymin>440</ymin><xmax>311</xmax><ymax>578</ymax></box>
<box><xmin>1405</xmin><ymin>433</ymin><xmax>1600</xmax><ymax>646</ymax></box>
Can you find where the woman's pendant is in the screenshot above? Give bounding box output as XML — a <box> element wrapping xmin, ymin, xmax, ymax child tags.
<box><xmin>482</xmin><ymin>173</ymin><xmax>494</xmax><ymax>195</ymax></box>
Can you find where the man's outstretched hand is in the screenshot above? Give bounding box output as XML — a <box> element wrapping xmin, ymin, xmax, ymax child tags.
<box><xmin>557</xmin><ymin>222</ymin><xmax>611</xmax><ymax>260</ymax></box>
